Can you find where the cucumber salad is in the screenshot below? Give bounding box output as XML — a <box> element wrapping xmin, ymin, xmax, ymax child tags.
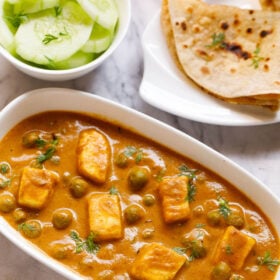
<box><xmin>0</xmin><ymin>0</ymin><xmax>119</xmax><ymax>70</ymax></box>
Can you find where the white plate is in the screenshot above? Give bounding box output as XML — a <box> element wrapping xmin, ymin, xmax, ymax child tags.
<box><xmin>139</xmin><ymin>5</ymin><xmax>280</xmax><ymax>126</ymax></box>
<box><xmin>0</xmin><ymin>88</ymin><xmax>279</xmax><ymax>279</ymax></box>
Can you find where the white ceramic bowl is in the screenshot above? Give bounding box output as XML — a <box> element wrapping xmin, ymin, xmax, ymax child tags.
<box><xmin>0</xmin><ymin>0</ymin><xmax>131</xmax><ymax>81</ymax></box>
<box><xmin>0</xmin><ymin>88</ymin><xmax>279</xmax><ymax>279</ymax></box>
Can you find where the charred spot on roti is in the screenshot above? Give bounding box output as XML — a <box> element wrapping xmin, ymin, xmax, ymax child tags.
<box><xmin>260</xmin><ymin>29</ymin><xmax>273</xmax><ymax>38</ymax></box>
<box><xmin>230</xmin><ymin>68</ymin><xmax>237</xmax><ymax>74</ymax></box>
<box><xmin>233</xmin><ymin>19</ymin><xmax>240</xmax><ymax>26</ymax></box>
<box><xmin>246</xmin><ymin>28</ymin><xmax>253</xmax><ymax>34</ymax></box>
<box><xmin>263</xmin><ymin>64</ymin><xmax>270</xmax><ymax>72</ymax></box>
<box><xmin>249</xmin><ymin>10</ymin><xmax>254</xmax><ymax>14</ymax></box>
<box><xmin>221</xmin><ymin>22</ymin><xmax>229</xmax><ymax>30</ymax></box>
<box><xmin>181</xmin><ymin>21</ymin><xmax>187</xmax><ymax>31</ymax></box>
<box><xmin>200</xmin><ymin>66</ymin><xmax>210</xmax><ymax>75</ymax></box>
<box><xmin>195</xmin><ymin>49</ymin><xmax>212</xmax><ymax>61</ymax></box>
<box><xmin>223</xmin><ymin>42</ymin><xmax>251</xmax><ymax>60</ymax></box>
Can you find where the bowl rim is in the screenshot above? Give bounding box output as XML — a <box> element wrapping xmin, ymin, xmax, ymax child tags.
<box><xmin>0</xmin><ymin>0</ymin><xmax>131</xmax><ymax>75</ymax></box>
<box><xmin>0</xmin><ymin>87</ymin><xmax>279</xmax><ymax>279</ymax></box>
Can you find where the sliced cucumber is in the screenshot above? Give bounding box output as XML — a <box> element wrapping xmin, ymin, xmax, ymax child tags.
<box><xmin>0</xmin><ymin>0</ymin><xmax>14</xmax><ymax>51</ymax></box>
<box><xmin>77</xmin><ymin>0</ymin><xmax>118</xmax><ymax>30</ymax></box>
<box><xmin>14</xmin><ymin>1</ymin><xmax>93</xmax><ymax>65</ymax></box>
<box><xmin>49</xmin><ymin>51</ymin><xmax>95</xmax><ymax>70</ymax></box>
<box><xmin>12</xmin><ymin>0</ymin><xmax>60</xmax><ymax>14</ymax></box>
<box><xmin>81</xmin><ymin>23</ymin><xmax>113</xmax><ymax>53</ymax></box>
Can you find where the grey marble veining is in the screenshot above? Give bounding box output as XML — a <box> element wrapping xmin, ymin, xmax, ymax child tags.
<box><xmin>0</xmin><ymin>1</ymin><xmax>279</xmax><ymax>279</ymax></box>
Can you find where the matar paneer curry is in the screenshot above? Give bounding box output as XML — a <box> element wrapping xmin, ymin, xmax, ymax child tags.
<box><xmin>0</xmin><ymin>111</ymin><xmax>278</xmax><ymax>280</ymax></box>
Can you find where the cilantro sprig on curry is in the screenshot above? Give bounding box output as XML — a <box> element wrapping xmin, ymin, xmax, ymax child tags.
<box><xmin>0</xmin><ymin>111</ymin><xmax>278</xmax><ymax>279</ymax></box>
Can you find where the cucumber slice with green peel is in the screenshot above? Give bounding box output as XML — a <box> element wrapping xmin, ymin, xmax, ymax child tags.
<box><xmin>12</xmin><ymin>0</ymin><xmax>60</xmax><ymax>14</ymax></box>
<box><xmin>77</xmin><ymin>0</ymin><xmax>118</xmax><ymax>30</ymax></box>
<box><xmin>81</xmin><ymin>23</ymin><xmax>113</xmax><ymax>53</ymax></box>
<box><xmin>14</xmin><ymin>1</ymin><xmax>93</xmax><ymax>65</ymax></box>
<box><xmin>48</xmin><ymin>51</ymin><xmax>95</xmax><ymax>70</ymax></box>
<box><xmin>0</xmin><ymin>0</ymin><xmax>14</xmax><ymax>51</ymax></box>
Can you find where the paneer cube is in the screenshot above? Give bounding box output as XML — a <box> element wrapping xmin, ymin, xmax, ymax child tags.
<box><xmin>18</xmin><ymin>167</ymin><xmax>59</xmax><ymax>210</ymax></box>
<box><xmin>88</xmin><ymin>193</ymin><xmax>123</xmax><ymax>241</ymax></box>
<box><xmin>212</xmin><ymin>226</ymin><xmax>256</xmax><ymax>270</ymax></box>
<box><xmin>77</xmin><ymin>129</ymin><xmax>110</xmax><ymax>184</ymax></box>
<box><xmin>158</xmin><ymin>176</ymin><xmax>190</xmax><ymax>223</ymax></box>
<box><xmin>130</xmin><ymin>243</ymin><xmax>186</xmax><ymax>280</ymax></box>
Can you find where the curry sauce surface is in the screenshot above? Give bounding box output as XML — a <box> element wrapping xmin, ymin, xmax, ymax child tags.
<box><xmin>0</xmin><ymin>112</ymin><xmax>278</xmax><ymax>280</ymax></box>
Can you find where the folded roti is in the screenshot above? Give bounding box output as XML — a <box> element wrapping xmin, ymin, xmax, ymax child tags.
<box><xmin>162</xmin><ymin>0</ymin><xmax>280</xmax><ymax>109</ymax></box>
<box><xmin>260</xmin><ymin>0</ymin><xmax>280</xmax><ymax>10</ymax></box>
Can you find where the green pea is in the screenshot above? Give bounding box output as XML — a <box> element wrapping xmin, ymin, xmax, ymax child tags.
<box><xmin>128</xmin><ymin>166</ymin><xmax>149</xmax><ymax>191</ymax></box>
<box><xmin>22</xmin><ymin>131</ymin><xmax>41</xmax><ymax>148</ymax></box>
<box><xmin>52</xmin><ymin>208</ymin><xmax>73</xmax><ymax>230</ymax></box>
<box><xmin>207</xmin><ymin>210</ymin><xmax>221</xmax><ymax>226</ymax></box>
<box><xmin>19</xmin><ymin>220</ymin><xmax>42</xmax><ymax>239</ymax></box>
<box><xmin>124</xmin><ymin>204</ymin><xmax>144</xmax><ymax>224</ymax></box>
<box><xmin>0</xmin><ymin>193</ymin><xmax>16</xmax><ymax>213</ymax></box>
<box><xmin>115</xmin><ymin>152</ymin><xmax>129</xmax><ymax>168</ymax></box>
<box><xmin>69</xmin><ymin>177</ymin><xmax>88</xmax><ymax>198</ymax></box>
<box><xmin>226</xmin><ymin>213</ymin><xmax>245</xmax><ymax>229</ymax></box>
<box><xmin>143</xmin><ymin>194</ymin><xmax>156</xmax><ymax>206</ymax></box>
<box><xmin>211</xmin><ymin>261</ymin><xmax>231</xmax><ymax>280</ymax></box>
<box><xmin>13</xmin><ymin>208</ymin><xmax>27</xmax><ymax>223</ymax></box>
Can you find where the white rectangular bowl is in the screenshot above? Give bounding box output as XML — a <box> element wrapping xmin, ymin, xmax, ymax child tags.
<box><xmin>0</xmin><ymin>88</ymin><xmax>279</xmax><ymax>279</ymax></box>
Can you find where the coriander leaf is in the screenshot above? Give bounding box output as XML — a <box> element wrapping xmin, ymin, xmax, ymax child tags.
<box><xmin>225</xmin><ymin>244</ymin><xmax>233</xmax><ymax>255</ymax></box>
<box><xmin>218</xmin><ymin>196</ymin><xmax>231</xmax><ymax>218</ymax></box>
<box><xmin>178</xmin><ymin>164</ymin><xmax>197</xmax><ymax>179</ymax></box>
<box><xmin>84</xmin><ymin>232</ymin><xmax>100</xmax><ymax>254</ymax></box>
<box><xmin>123</xmin><ymin>146</ymin><xmax>137</xmax><ymax>157</ymax></box>
<box><xmin>0</xmin><ymin>179</ymin><xmax>11</xmax><ymax>188</ymax></box>
<box><xmin>0</xmin><ymin>163</ymin><xmax>10</xmax><ymax>174</ymax></box>
<box><xmin>70</xmin><ymin>230</ymin><xmax>100</xmax><ymax>254</ymax></box>
<box><xmin>257</xmin><ymin>251</ymin><xmax>280</xmax><ymax>272</ymax></box>
<box><xmin>35</xmin><ymin>138</ymin><xmax>47</xmax><ymax>148</ymax></box>
<box><xmin>173</xmin><ymin>247</ymin><xmax>187</xmax><ymax>255</ymax></box>
<box><xmin>206</xmin><ymin>33</ymin><xmax>226</xmax><ymax>49</ymax></box>
<box><xmin>42</xmin><ymin>34</ymin><xmax>58</xmax><ymax>45</ymax></box>
<box><xmin>187</xmin><ymin>182</ymin><xmax>196</xmax><ymax>202</ymax></box>
<box><xmin>251</xmin><ymin>45</ymin><xmax>264</xmax><ymax>69</ymax></box>
<box><xmin>36</xmin><ymin>146</ymin><xmax>56</xmax><ymax>164</ymax></box>
<box><xmin>109</xmin><ymin>186</ymin><xmax>119</xmax><ymax>195</ymax></box>
<box><xmin>135</xmin><ymin>150</ymin><xmax>143</xmax><ymax>163</ymax></box>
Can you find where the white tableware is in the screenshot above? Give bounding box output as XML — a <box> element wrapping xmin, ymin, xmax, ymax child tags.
<box><xmin>140</xmin><ymin>5</ymin><xmax>280</xmax><ymax>126</ymax></box>
<box><xmin>0</xmin><ymin>0</ymin><xmax>131</xmax><ymax>81</ymax></box>
<box><xmin>0</xmin><ymin>87</ymin><xmax>279</xmax><ymax>279</ymax></box>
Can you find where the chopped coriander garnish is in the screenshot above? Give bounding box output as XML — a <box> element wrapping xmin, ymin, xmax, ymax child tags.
<box><xmin>251</xmin><ymin>45</ymin><xmax>264</xmax><ymax>69</ymax></box>
<box><xmin>70</xmin><ymin>230</ymin><xmax>100</xmax><ymax>254</ymax></box>
<box><xmin>18</xmin><ymin>222</ymin><xmax>36</xmax><ymax>232</ymax></box>
<box><xmin>0</xmin><ymin>179</ymin><xmax>11</xmax><ymax>188</ymax></box>
<box><xmin>109</xmin><ymin>186</ymin><xmax>119</xmax><ymax>195</ymax></box>
<box><xmin>195</xmin><ymin>223</ymin><xmax>205</xmax><ymax>228</ymax></box>
<box><xmin>123</xmin><ymin>146</ymin><xmax>143</xmax><ymax>163</ymax></box>
<box><xmin>0</xmin><ymin>163</ymin><xmax>10</xmax><ymax>174</ymax></box>
<box><xmin>225</xmin><ymin>244</ymin><xmax>233</xmax><ymax>255</ymax></box>
<box><xmin>42</xmin><ymin>34</ymin><xmax>58</xmax><ymax>45</ymax></box>
<box><xmin>37</xmin><ymin>146</ymin><xmax>56</xmax><ymax>164</ymax></box>
<box><xmin>35</xmin><ymin>138</ymin><xmax>47</xmax><ymax>148</ymax></box>
<box><xmin>178</xmin><ymin>164</ymin><xmax>197</xmax><ymax>179</ymax></box>
<box><xmin>257</xmin><ymin>251</ymin><xmax>280</xmax><ymax>272</ymax></box>
<box><xmin>187</xmin><ymin>182</ymin><xmax>196</xmax><ymax>202</ymax></box>
<box><xmin>206</xmin><ymin>33</ymin><xmax>226</xmax><ymax>49</ymax></box>
<box><xmin>178</xmin><ymin>165</ymin><xmax>198</xmax><ymax>202</ymax></box>
<box><xmin>173</xmin><ymin>247</ymin><xmax>187</xmax><ymax>255</ymax></box>
<box><xmin>218</xmin><ymin>196</ymin><xmax>231</xmax><ymax>218</ymax></box>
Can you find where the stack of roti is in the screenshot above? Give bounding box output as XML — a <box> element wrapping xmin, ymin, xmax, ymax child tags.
<box><xmin>161</xmin><ymin>0</ymin><xmax>280</xmax><ymax>109</ymax></box>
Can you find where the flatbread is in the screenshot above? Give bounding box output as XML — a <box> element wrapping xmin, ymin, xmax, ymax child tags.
<box><xmin>162</xmin><ymin>0</ymin><xmax>280</xmax><ymax>109</ymax></box>
<box><xmin>260</xmin><ymin>0</ymin><xmax>280</xmax><ymax>10</ymax></box>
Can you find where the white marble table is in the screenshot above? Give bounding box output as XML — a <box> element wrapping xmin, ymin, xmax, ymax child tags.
<box><xmin>0</xmin><ymin>1</ymin><xmax>279</xmax><ymax>279</ymax></box>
